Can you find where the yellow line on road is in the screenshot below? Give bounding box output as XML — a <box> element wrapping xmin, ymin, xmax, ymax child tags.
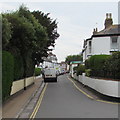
<box><xmin>67</xmin><ymin>76</ymin><xmax>120</xmax><ymax>105</ymax></box>
<box><xmin>29</xmin><ymin>83</ymin><xmax>48</xmax><ymax>119</ymax></box>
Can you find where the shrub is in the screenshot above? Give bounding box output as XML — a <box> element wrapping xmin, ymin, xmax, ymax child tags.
<box><xmin>85</xmin><ymin>55</ymin><xmax>110</xmax><ymax>77</ymax></box>
<box><xmin>34</xmin><ymin>67</ymin><xmax>41</xmax><ymax>76</ymax></box>
<box><xmin>85</xmin><ymin>69</ymin><xmax>91</xmax><ymax>77</ymax></box>
<box><xmin>73</xmin><ymin>66</ymin><xmax>77</xmax><ymax>74</ymax></box>
<box><xmin>104</xmin><ymin>52</ymin><xmax>120</xmax><ymax>79</ymax></box>
<box><xmin>2</xmin><ymin>51</ymin><xmax>14</xmax><ymax>102</ymax></box>
<box><xmin>76</xmin><ymin>64</ymin><xmax>85</xmax><ymax>76</ymax></box>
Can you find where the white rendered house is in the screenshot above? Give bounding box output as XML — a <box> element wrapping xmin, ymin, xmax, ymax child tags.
<box><xmin>82</xmin><ymin>13</ymin><xmax>120</xmax><ymax>62</ymax></box>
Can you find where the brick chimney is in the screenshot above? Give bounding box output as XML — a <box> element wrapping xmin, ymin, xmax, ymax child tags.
<box><xmin>93</xmin><ymin>28</ymin><xmax>98</xmax><ymax>35</ymax></box>
<box><xmin>104</xmin><ymin>13</ymin><xmax>113</xmax><ymax>29</ymax></box>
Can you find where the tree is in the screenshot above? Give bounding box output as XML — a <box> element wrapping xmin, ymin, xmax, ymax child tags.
<box><xmin>32</xmin><ymin>11</ymin><xmax>60</xmax><ymax>48</ymax></box>
<box><xmin>2</xmin><ymin>16</ymin><xmax>12</xmax><ymax>50</ymax></box>
<box><xmin>65</xmin><ymin>54</ymin><xmax>83</xmax><ymax>65</ymax></box>
<box><xmin>4</xmin><ymin>5</ymin><xmax>49</xmax><ymax>79</ymax></box>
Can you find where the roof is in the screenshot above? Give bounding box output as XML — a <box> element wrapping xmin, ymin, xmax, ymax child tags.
<box><xmin>93</xmin><ymin>24</ymin><xmax>120</xmax><ymax>37</ymax></box>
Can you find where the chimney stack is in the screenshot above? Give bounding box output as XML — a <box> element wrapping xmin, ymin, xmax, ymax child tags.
<box><xmin>104</xmin><ymin>13</ymin><xmax>113</xmax><ymax>29</ymax></box>
<box><xmin>106</xmin><ymin>13</ymin><xmax>108</xmax><ymax>19</ymax></box>
<box><xmin>93</xmin><ymin>28</ymin><xmax>98</xmax><ymax>35</ymax></box>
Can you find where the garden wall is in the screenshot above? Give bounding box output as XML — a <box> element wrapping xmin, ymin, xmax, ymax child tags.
<box><xmin>10</xmin><ymin>76</ymin><xmax>35</xmax><ymax>95</ymax></box>
<box><xmin>73</xmin><ymin>74</ymin><xmax>119</xmax><ymax>97</ymax></box>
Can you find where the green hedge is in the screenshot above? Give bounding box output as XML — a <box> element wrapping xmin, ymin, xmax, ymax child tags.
<box><xmin>34</xmin><ymin>68</ymin><xmax>41</xmax><ymax>76</ymax></box>
<box><xmin>25</xmin><ymin>53</ymin><xmax>35</xmax><ymax>77</ymax></box>
<box><xmin>76</xmin><ymin>64</ymin><xmax>85</xmax><ymax>76</ymax></box>
<box><xmin>73</xmin><ymin>64</ymin><xmax>85</xmax><ymax>76</ymax></box>
<box><xmin>14</xmin><ymin>55</ymin><xmax>24</xmax><ymax>81</ymax></box>
<box><xmin>85</xmin><ymin>55</ymin><xmax>110</xmax><ymax>77</ymax></box>
<box><xmin>2</xmin><ymin>51</ymin><xmax>14</xmax><ymax>102</ymax></box>
<box><xmin>85</xmin><ymin>53</ymin><xmax>120</xmax><ymax>79</ymax></box>
<box><xmin>104</xmin><ymin>52</ymin><xmax>120</xmax><ymax>79</ymax></box>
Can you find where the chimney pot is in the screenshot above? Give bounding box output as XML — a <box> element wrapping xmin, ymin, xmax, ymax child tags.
<box><xmin>106</xmin><ymin>13</ymin><xmax>108</xmax><ymax>19</ymax></box>
<box><xmin>104</xmin><ymin>13</ymin><xmax>113</xmax><ymax>29</ymax></box>
<box><xmin>109</xmin><ymin>13</ymin><xmax>112</xmax><ymax>18</ymax></box>
<box><xmin>96</xmin><ymin>28</ymin><xmax>98</xmax><ymax>32</ymax></box>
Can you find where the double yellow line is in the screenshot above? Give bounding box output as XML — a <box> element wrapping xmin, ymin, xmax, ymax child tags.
<box><xmin>29</xmin><ymin>83</ymin><xmax>48</xmax><ymax>119</ymax></box>
<box><xmin>67</xmin><ymin>76</ymin><xmax>120</xmax><ymax>105</ymax></box>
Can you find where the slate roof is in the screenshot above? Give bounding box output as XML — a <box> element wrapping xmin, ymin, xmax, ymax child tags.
<box><xmin>93</xmin><ymin>24</ymin><xmax>120</xmax><ymax>37</ymax></box>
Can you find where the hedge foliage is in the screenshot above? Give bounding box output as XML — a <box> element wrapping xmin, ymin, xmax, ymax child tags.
<box><xmin>34</xmin><ymin>68</ymin><xmax>41</xmax><ymax>76</ymax></box>
<box><xmin>2</xmin><ymin>51</ymin><xmax>14</xmax><ymax>102</ymax></box>
<box><xmin>85</xmin><ymin>53</ymin><xmax>120</xmax><ymax>79</ymax></box>
<box><xmin>73</xmin><ymin>64</ymin><xmax>85</xmax><ymax>76</ymax></box>
<box><xmin>14</xmin><ymin>54</ymin><xmax>24</xmax><ymax>81</ymax></box>
<box><xmin>104</xmin><ymin>52</ymin><xmax>120</xmax><ymax>79</ymax></box>
<box><xmin>85</xmin><ymin>55</ymin><xmax>110</xmax><ymax>77</ymax></box>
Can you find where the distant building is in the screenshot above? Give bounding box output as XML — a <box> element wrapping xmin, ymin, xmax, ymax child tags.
<box><xmin>42</xmin><ymin>52</ymin><xmax>58</xmax><ymax>68</ymax></box>
<box><xmin>82</xmin><ymin>13</ymin><xmax>120</xmax><ymax>62</ymax></box>
<box><xmin>59</xmin><ymin>62</ymin><xmax>67</xmax><ymax>73</ymax></box>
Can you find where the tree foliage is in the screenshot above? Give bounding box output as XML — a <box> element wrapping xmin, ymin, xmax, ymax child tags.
<box><xmin>32</xmin><ymin>10</ymin><xmax>59</xmax><ymax>48</ymax></box>
<box><xmin>65</xmin><ymin>54</ymin><xmax>83</xmax><ymax>65</ymax></box>
<box><xmin>32</xmin><ymin>11</ymin><xmax>60</xmax><ymax>63</ymax></box>
<box><xmin>2</xmin><ymin>4</ymin><xmax>59</xmax><ymax>78</ymax></box>
<box><xmin>2</xmin><ymin>17</ymin><xmax>12</xmax><ymax>49</ymax></box>
<box><xmin>2</xmin><ymin>5</ymin><xmax>59</xmax><ymax>101</ymax></box>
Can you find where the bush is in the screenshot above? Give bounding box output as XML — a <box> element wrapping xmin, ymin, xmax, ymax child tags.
<box><xmin>104</xmin><ymin>52</ymin><xmax>120</xmax><ymax>79</ymax></box>
<box><xmin>34</xmin><ymin>67</ymin><xmax>41</xmax><ymax>76</ymax></box>
<box><xmin>76</xmin><ymin>64</ymin><xmax>85</xmax><ymax>76</ymax></box>
<box><xmin>2</xmin><ymin>51</ymin><xmax>14</xmax><ymax>102</ymax></box>
<box><xmin>85</xmin><ymin>69</ymin><xmax>91</xmax><ymax>77</ymax></box>
<box><xmin>73</xmin><ymin>66</ymin><xmax>77</xmax><ymax>74</ymax></box>
<box><xmin>85</xmin><ymin>55</ymin><xmax>110</xmax><ymax>77</ymax></box>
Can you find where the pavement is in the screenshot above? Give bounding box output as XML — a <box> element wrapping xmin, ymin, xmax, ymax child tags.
<box><xmin>2</xmin><ymin>76</ymin><xmax>44</xmax><ymax>119</ymax></box>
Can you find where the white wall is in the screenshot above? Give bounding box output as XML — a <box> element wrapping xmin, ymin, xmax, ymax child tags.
<box><xmin>70</xmin><ymin>64</ymin><xmax>78</xmax><ymax>77</ymax></box>
<box><xmin>11</xmin><ymin>77</ymin><xmax>35</xmax><ymax>95</ymax></box>
<box><xmin>92</xmin><ymin>37</ymin><xmax>111</xmax><ymax>55</ymax></box>
<box><xmin>118</xmin><ymin>36</ymin><xmax>120</xmax><ymax>51</ymax></box>
<box><xmin>73</xmin><ymin>74</ymin><xmax>119</xmax><ymax>97</ymax></box>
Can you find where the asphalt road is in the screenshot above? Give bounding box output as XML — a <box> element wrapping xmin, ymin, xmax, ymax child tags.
<box><xmin>35</xmin><ymin>74</ymin><xmax>118</xmax><ymax>118</ymax></box>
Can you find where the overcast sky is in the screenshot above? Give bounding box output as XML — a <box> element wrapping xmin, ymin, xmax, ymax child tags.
<box><xmin>0</xmin><ymin>1</ymin><xmax>119</xmax><ymax>62</ymax></box>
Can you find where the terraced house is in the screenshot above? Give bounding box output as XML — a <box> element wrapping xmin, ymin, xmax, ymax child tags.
<box><xmin>82</xmin><ymin>13</ymin><xmax>120</xmax><ymax>62</ymax></box>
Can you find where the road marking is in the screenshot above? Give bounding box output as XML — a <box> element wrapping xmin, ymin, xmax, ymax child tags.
<box><xmin>29</xmin><ymin>83</ymin><xmax>48</xmax><ymax>119</ymax></box>
<box><xmin>67</xmin><ymin>76</ymin><xmax>120</xmax><ymax>105</ymax></box>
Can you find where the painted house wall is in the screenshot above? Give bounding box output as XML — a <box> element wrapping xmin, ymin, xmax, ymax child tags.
<box><xmin>83</xmin><ymin>40</ymin><xmax>91</xmax><ymax>62</ymax></box>
<box><xmin>92</xmin><ymin>37</ymin><xmax>111</xmax><ymax>55</ymax></box>
<box><xmin>118</xmin><ymin>36</ymin><xmax>120</xmax><ymax>50</ymax></box>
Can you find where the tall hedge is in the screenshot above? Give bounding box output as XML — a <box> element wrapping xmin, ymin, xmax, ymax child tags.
<box><xmin>14</xmin><ymin>54</ymin><xmax>24</xmax><ymax>81</ymax></box>
<box><xmin>2</xmin><ymin>51</ymin><xmax>14</xmax><ymax>102</ymax></box>
<box><xmin>85</xmin><ymin>55</ymin><xmax>110</xmax><ymax>77</ymax></box>
<box><xmin>25</xmin><ymin>52</ymin><xmax>35</xmax><ymax>77</ymax></box>
<box><xmin>104</xmin><ymin>52</ymin><xmax>120</xmax><ymax>79</ymax></box>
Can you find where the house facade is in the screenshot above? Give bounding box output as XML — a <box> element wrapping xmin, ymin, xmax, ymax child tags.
<box><xmin>42</xmin><ymin>52</ymin><xmax>58</xmax><ymax>68</ymax></box>
<box><xmin>82</xmin><ymin>13</ymin><xmax>120</xmax><ymax>62</ymax></box>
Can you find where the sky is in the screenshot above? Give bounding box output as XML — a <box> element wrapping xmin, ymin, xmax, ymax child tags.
<box><xmin>0</xmin><ymin>1</ymin><xmax>119</xmax><ymax>62</ymax></box>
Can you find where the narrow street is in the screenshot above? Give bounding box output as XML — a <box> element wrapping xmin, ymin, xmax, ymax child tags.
<box><xmin>32</xmin><ymin>74</ymin><xmax>118</xmax><ymax>118</ymax></box>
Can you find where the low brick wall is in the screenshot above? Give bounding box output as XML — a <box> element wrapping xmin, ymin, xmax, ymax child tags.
<box><xmin>73</xmin><ymin>73</ymin><xmax>119</xmax><ymax>97</ymax></box>
<box><xmin>10</xmin><ymin>76</ymin><xmax>35</xmax><ymax>95</ymax></box>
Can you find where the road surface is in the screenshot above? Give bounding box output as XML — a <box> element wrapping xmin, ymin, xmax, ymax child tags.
<box><xmin>33</xmin><ymin>74</ymin><xmax>118</xmax><ymax>118</ymax></box>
